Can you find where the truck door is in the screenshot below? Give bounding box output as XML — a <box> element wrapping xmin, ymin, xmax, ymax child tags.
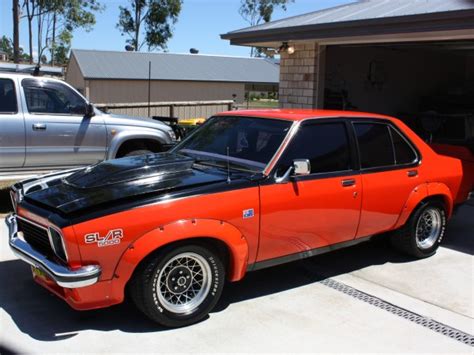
<box><xmin>21</xmin><ymin>77</ymin><xmax>107</xmax><ymax>167</ymax></box>
<box><xmin>258</xmin><ymin>120</ymin><xmax>362</xmax><ymax>262</ymax></box>
<box><xmin>0</xmin><ymin>77</ymin><xmax>25</xmax><ymax>169</ymax></box>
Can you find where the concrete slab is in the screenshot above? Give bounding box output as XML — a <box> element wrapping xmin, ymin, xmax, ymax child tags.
<box><xmin>0</xmin><ymin>205</ymin><xmax>473</xmax><ymax>353</ymax></box>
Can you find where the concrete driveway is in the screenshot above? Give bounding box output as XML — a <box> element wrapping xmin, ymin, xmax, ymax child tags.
<box><xmin>0</xmin><ymin>205</ymin><xmax>472</xmax><ymax>353</ymax></box>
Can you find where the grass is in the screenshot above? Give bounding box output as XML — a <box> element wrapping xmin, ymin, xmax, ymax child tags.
<box><xmin>237</xmin><ymin>100</ymin><xmax>279</xmax><ymax>109</ymax></box>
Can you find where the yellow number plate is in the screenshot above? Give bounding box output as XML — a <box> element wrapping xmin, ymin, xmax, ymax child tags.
<box><xmin>31</xmin><ymin>266</ymin><xmax>46</xmax><ymax>278</ymax></box>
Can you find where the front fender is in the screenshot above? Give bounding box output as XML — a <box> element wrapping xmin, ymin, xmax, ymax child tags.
<box><xmin>114</xmin><ymin>218</ymin><xmax>249</xmax><ymax>291</ymax></box>
<box><xmin>107</xmin><ymin>129</ymin><xmax>170</xmax><ymax>159</ymax></box>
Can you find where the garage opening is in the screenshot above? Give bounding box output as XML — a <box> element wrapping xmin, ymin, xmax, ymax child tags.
<box><xmin>324</xmin><ymin>40</ymin><xmax>474</xmax><ymax>154</ymax></box>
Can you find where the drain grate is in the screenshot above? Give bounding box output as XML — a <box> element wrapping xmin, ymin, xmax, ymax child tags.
<box><xmin>320</xmin><ymin>278</ymin><xmax>474</xmax><ymax>347</ymax></box>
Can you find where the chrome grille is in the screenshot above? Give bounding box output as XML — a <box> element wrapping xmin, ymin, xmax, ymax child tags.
<box><xmin>17</xmin><ymin>217</ymin><xmax>55</xmax><ymax>259</ymax></box>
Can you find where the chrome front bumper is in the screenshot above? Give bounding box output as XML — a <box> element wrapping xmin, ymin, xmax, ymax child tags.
<box><xmin>5</xmin><ymin>214</ymin><xmax>101</xmax><ymax>288</ymax></box>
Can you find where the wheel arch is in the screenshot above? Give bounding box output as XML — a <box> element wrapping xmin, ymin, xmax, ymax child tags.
<box><xmin>108</xmin><ymin>131</ymin><xmax>168</xmax><ymax>159</ymax></box>
<box><xmin>112</xmin><ymin>219</ymin><xmax>249</xmax><ymax>299</ymax></box>
<box><xmin>395</xmin><ymin>182</ymin><xmax>453</xmax><ymax>229</ymax></box>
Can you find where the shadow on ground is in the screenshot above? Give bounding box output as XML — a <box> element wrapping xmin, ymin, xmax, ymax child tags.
<box><xmin>0</xmin><ymin>206</ymin><xmax>472</xmax><ymax>341</ymax></box>
<box><xmin>0</xmin><ymin>188</ymin><xmax>13</xmax><ymax>215</ymax></box>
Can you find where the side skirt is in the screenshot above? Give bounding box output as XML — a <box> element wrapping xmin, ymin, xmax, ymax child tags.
<box><xmin>247</xmin><ymin>236</ymin><xmax>373</xmax><ymax>272</ymax></box>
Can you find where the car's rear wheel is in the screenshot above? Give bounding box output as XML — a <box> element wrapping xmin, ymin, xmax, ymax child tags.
<box><xmin>130</xmin><ymin>244</ymin><xmax>225</xmax><ymax>327</ymax></box>
<box><xmin>390</xmin><ymin>201</ymin><xmax>446</xmax><ymax>258</ymax></box>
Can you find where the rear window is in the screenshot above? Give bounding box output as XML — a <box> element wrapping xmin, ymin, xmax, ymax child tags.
<box><xmin>0</xmin><ymin>79</ymin><xmax>17</xmax><ymax>113</ymax></box>
<box><xmin>354</xmin><ymin>123</ymin><xmax>395</xmax><ymax>169</ymax></box>
<box><xmin>391</xmin><ymin>127</ymin><xmax>417</xmax><ymax>165</ymax></box>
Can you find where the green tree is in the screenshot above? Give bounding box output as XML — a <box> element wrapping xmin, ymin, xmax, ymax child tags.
<box><xmin>239</xmin><ymin>0</ymin><xmax>293</xmax><ymax>57</ymax></box>
<box><xmin>117</xmin><ymin>0</ymin><xmax>182</xmax><ymax>51</ymax></box>
<box><xmin>22</xmin><ymin>0</ymin><xmax>102</xmax><ymax>65</ymax></box>
<box><xmin>0</xmin><ymin>36</ymin><xmax>14</xmax><ymax>58</ymax></box>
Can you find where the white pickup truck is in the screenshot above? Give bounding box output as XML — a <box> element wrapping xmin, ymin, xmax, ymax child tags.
<box><xmin>0</xmin><ymin>73</ymin><xmax>176</xmax><ymax>182</ymax></box>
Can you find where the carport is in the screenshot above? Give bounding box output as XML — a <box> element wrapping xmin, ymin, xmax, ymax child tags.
<box><xmin>222</xmin><ymin>0</ymin><xmax>474</xmax><ymax>148</ymax></box>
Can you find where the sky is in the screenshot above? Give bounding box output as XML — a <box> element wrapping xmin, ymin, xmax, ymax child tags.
<box><xmin>1</xmin><ymin>0</ymin><xmax>353</xmax><ymax>59</ymax></box>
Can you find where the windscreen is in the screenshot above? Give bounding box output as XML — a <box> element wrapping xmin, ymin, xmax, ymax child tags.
<box><xmin>174</xmin><ymin>116</ymin><xmax>292</xmax><ymax>171</ymax></box>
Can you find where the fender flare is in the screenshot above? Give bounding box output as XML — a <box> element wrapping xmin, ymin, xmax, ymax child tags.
<box><xmin>107</xmin><ymin>130</ymin><xmax>169</xmax><ymax>159</ymax></box>
<box><xmin>426</xmin><ymin>182</ymin><xmax>454</xmax><ymax>217</ymax></box>
<box><xmin>113</xmin><ymin>219</ymin><xmax>249</xmax><ymax>290</ymax></box>
<box><xmin>394</xmin><ymin>182</ymin><xmax>454</xmax><ymax>229</ymax></box>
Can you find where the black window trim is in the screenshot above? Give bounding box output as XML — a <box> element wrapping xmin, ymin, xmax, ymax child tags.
<box><xmin>351</xmin><ymin>118</ymin><xmax>421</xmax><ymax>174</ymax></box>
<box><xmin>0</xmin><ymin>78</ymin><xmax>19</xmax><ymax>114</ymax></box>
<box><xmin>21</xmin><ymin>78</ymin><xmax>86</xmax><ymax>117</ymax></box>
<box><xmin>270</xmin><ymin>118</ymin><xmax>359</xmax><ymax>182</ymax></box>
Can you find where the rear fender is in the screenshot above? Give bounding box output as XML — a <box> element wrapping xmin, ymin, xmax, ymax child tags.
<box><xmin>426</xmin><ymin>182</ymin><xmax>454</xmax><ymax>217</ymax></box>
<box><xmin>394</xmin><ymin>182</ymin><xmax>454</xmax><ymax>229</ymax></box>
<box><xmin>394</xmin><ymin>183</ymin><xmax>428</xmax><ymax>229</ymax></box>
<box><xmin>114</xmin><ymin>219</ymin><xmax>249</xmax><ymax>288</ymax></box>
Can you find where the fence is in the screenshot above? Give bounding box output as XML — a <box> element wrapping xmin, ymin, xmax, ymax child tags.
<box><xmin>95</xmin><ymin>100</ymin><xmax>234</xmax><ymax>119</ymax></box>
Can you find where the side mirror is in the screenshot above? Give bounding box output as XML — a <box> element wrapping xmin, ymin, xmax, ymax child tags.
<box><xmin>85</xmin><ymin>103</ymin><xmax>95</xmax><ymax>118</ymax></box>
<box><xmin>275</xmin><ymin>159</ymin><xmax>311</xmax><ymax>184</ymax></box>
<box><xmin>293</xmin><ymin>159</ymin><xmax>311</xmax><ymax>176</ymax></box>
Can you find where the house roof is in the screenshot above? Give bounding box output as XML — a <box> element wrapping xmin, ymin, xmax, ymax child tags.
<box><xmin>221</xmin><ymin>0</ymin><xmax>474</xmax><ymax>44</ymax></box>
<box><xmin>70</xmin><ymin>49</ymin><xmax>279</xmax><ymax>84</ymax></box>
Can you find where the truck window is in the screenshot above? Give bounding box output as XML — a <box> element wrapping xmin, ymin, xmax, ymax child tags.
<box><xmin>0</xmin><ymin>79</ymin><xmax>18</xmax><ymax>113</ymax></box>
<box><xmin>278</xmin><ymin>122</ymin><xmax>352</xmax><ymax>174</ymax></box>
<box><xmin>22</xmin><ymin>78</ymin><xmax>86</xmax><ymax>115</ymax></box>
<box><xmin>354</xmin><ymin>123</ymin><xmax>395</xmax><ymax>169</ymax></box>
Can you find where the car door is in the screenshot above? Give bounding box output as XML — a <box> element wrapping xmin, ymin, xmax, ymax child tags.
<box><xmin>21</xmin><ymin>77</ymin><xmax>107</xmax><ymax>167</ymax></box>
<box><xmin>352</xmin><ymin>120</ymin><xmax>421</xmax><ymax>238</ymax></box>
<box><xmin>257</xmin><ymin>119</ymin><xmax>362</xmax><ymax>262</ymax></box>
<box><xmin>0</xmin><ymin>77</ymin><xmax>25</xmax><ymax>169</ymax></box>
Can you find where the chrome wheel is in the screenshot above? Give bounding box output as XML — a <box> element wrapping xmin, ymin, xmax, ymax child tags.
<box><xmin>156</xmin><ymin>252</ymin><xmax>212</xmax><ymax>315</ymax></box>
<box><xmin>415</xmin><ymin>208</ymin><xmax>442</xmax><ymax>250</ymax></box>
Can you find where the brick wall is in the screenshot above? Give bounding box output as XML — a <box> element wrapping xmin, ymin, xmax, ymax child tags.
<box><xmin>279</xmin><ymin>42</ymin><xmax>322</xmax><ymax>109</ymax></box>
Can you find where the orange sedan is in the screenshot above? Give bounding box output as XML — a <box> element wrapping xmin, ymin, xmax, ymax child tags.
<box><xmin>6</xmin><ymin>110</ymin><xmax>471</xmax><ymax>327</ymax></box>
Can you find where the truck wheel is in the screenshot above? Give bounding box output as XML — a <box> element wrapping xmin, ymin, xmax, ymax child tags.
<box><xmin>390</xmin><ymin>201</ymin><xmax>446</xmax><ymax>258</ymax></box>
<box><xmin>124</xmin><ymin>149</ymin><xmax>152</xmax><ymax>157</ymax></box>
<box><xmin>130</xmin><ymin>244</ymin><xmax>225</xmax><ymax>327</ymax></box>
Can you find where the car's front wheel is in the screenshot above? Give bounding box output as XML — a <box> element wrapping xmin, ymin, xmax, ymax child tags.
<box><xmin>391</xmin><ymin>201</ymin><xmax>446</xmax><ymax>258</ymax></box>
<box><xmin>130</xmin><ymin>244</ymin><xmax>225</xmax><ymax>327</ymax></box>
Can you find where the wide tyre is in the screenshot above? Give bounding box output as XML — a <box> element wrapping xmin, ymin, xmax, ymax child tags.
<box><xmin>390</xmin><ymin>201</ymin><xmax>446</xmax><ymax>258</ymax></box>
<box><xmin>130</xmin><ymin>244</ymin><xmax>225</xmax><ymax>327</ymax></box>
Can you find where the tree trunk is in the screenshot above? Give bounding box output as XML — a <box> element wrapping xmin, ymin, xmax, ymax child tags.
<box><xmin>50</xmin><ymin>12</ymin><xmax>56</xmax><ymax>66</ymax></box>
<box><xmin>25</xmin><ymin>1</ymin><xmax>34</xmax><ymax>64</ymax></box>
<box><xmin>134</xmin><ymin>0</ymin><xmax>140</xmax><ymax>51</ymax></box>
<box><xmin>12</xmin><ymin>0</ymin><xmax>20</xmax><ymax>63</ymax></box>
<box><xmin>37</xmin><ymin>10</ymin><xmax>42</xmax><ymax>65</ymax></box>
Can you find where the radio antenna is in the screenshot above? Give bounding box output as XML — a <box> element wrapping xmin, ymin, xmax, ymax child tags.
<box><xmin>226</xmin><ymin>146</ymin><xmax>231</xmax><ymax>184</ymax></box>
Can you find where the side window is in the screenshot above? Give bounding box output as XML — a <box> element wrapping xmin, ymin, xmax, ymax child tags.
<box><xmin>22</xmin><ymin>78</ymin><xmax>86</xmax><ymax>115</ymax></box>
<box><xmin>390</xmin><ymin>127</ymin><xmax>417</xmax><ymax>165</ymax></box>
<box><xmin>354</xmin><ymin>123</ymin><xmax>394</xmax><ymax>169</ymax></box>
<box><xmin>0</xmin><ymin>79</ymin><xmax>18</xmax><ymax>113</ymax></box>
<box><xmin>278</xmin><ymin>122</ymin><xmax>352</xmax><ymax>174</ymax></box>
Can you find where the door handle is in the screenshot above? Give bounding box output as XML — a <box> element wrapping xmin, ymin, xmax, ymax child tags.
<box><xmin>32</xmin><ymin>123</ymin><xmax>47</xmax><ymax>131</ymax></box>
<box><xmin>407</xmin><ymin>170</ymin><xmax>418</xmax><ymax>177</ymax></box>
<box><xmin>341</xmin><ymin>179</ymin><xmax>356</xmax><ymax>187</ymax></box>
